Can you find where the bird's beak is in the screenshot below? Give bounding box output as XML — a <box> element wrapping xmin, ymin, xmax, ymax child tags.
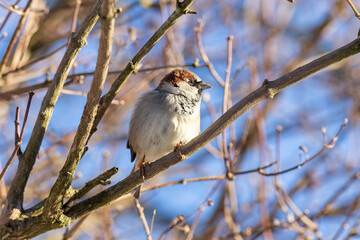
<box><xmin>197</xmin><ymin>81</ymin><xmax>211</xmax><ymax>90</ymax></box>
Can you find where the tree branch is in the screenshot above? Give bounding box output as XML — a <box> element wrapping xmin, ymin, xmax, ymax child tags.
<box><xmin>0</xmin><ymin>92</ymin><xmax>33</xmax><ymax>183</ymax></box>
<box><xmin>1</xmin><ymin>0</ymin><xmax>103</xmax><ymax>224</ymax></box>
<box><xmin>0</xmin><ymin>0</ymin><xmax>33</xmax><ymax>78</ymax></box>
<box><xmin>64</xmin><ymin>167</ymin><xmax>118</xmax><ymax>210</ymax></box>
<box><xmin>0</xmin><ymin>63</ymin><xmax>206</xmax><ymax>100</ymax></box>
<box><xmin>65</xmin><ymin>37</ymin><xmax>360</xmax><ymax>220</ymax></box>
<box><xmin>43</xmin><ymin>0</ymin><xmax>115</xmax><ymax>222</ymax></box>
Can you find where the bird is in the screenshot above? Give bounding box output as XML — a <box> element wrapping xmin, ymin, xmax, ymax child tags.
<box><xmin>127</xmin><ymin>69</ymin><xmax>211</xmax><ymax>198</ymax></box>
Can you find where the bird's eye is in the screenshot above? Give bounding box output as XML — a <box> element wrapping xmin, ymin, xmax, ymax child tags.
<box><xmin>188</xmin><ymin>79</ymin><xmax>197</xmax><ymax>86</ymax></box>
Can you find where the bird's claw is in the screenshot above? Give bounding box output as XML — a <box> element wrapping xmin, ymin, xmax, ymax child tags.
<box><xmin>174</xmin><ymin>141</ymin><xmax>182</xmax><ymax>152</ymax></box>
<box><xmin>140</xmin><ymin>157</ymin><xmax>146</xmax><ymax>182</ymax></box>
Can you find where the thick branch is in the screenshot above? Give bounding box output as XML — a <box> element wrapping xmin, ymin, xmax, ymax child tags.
<box><xmin>43</xmin><ymin>0</ymin><xmax>115</xmax><ymax>221</ymax></box>
<box><xmin>1</xmin><ymin>0</ymin><xmax>103</xmax><ymax>223</ymax></box>
<box><xmin>66</xmin><ymin>37</ymin><xmax>360</xmax><ymax>219</ymax></box>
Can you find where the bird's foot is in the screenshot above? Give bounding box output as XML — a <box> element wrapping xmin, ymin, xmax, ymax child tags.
<box><xmin>174</xmin><ymin>141</ymin><xmax>183</xmax><ymax>152</ymax></box>
<box><xmin>139</xmin><ymin>156</ymin><xmax>147</xmax><ymax>182</ymax></box>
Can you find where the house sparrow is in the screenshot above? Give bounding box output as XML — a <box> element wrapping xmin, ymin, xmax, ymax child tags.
<box><xmin>127</xmin><ymin>69</ymin><xmax>211</xmax><ymax>198</ymax></box>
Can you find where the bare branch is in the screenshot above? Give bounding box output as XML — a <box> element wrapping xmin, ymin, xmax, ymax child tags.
<box><xmin>0</xmin><ymin>0</ymin><xmax>21</xmax><ymax>32</ymax></box>
<box><xmin>150</xmin><ymin>209</ymin><xmax>156</xmax><ymax>236</ymax></box>
<box><xmin>332</xmin><ymin>195</ymin><xmax>360</xmax><ymax>239</ymax></box>
<box><xmin>14</xmin><ymin>107</ymin><xmax>20</xmax><ymax>154</ymax></box>
<box><xmin>222</xmin><ymin>35</ymin><xmax>234</xmax><ymax>176</ymax></box>
<box><xmin>0</xmin><ymin>63</ymin><xmax>206</xmax><ymax>100</ymax></box>
<box><xmin>64</xmin><ymin>167</ymin><xmax>118</xmax><ymax>210</ymax></box>
<box><xmin>62</xmin><ymin>215</ymin><xmax>89</xmax><ymax>240</ymax></box>
<box><xmin>142</xmin><ymin>161</ymin><xmax>277</xmax><ymax>192</ymax></box>
<box><xmin>1</xmin><ymin>0</ymin><xmax>103</xmax><ymax>224</ymax></box>
<box><xmin>0</xmin><ymin>1</ymin><xmax>24</xmax><ymax>15</ymax></box>
<box><xmin>0</xmin><ymin>0</ymin><xmax>34</xmax><ymax>78</ymax></box>
<box><xmin>70</xmin><ymin>0</ymin><xmax>82</xmax><ymax>36</ymax></box>
<box><xmin>65</xmin><ymin>37</ymin><xmax>360</xmax><ymax>221</ymax></box>
<box><xmin>2</xmin><ymin>43</ymin><xmax>67</xmax><ymax>78</ymax></box>
<box><xmin>0</xmin><ymin>92</ymin><xmax>34</xmax><ymax>183</ymax></box>
<box><xmin>194</xmin><ymin>18</ymin><xmax>225</xmax><ymax>87</ymax></box>
<box><xmin>43</xmin><ymin>0</ymin><xmax>116</xmax><ymax>220</ymax></box>
<box><xmin>346</xmin><ymin>0</ymin><xmax>360</xmax><ymax>20</ymax></box>
<box><xmin>258</xmin><ymin>120</ymin><xmax>347</xmax><ymax>176</ymax></box>
<box><xmin>134</xmin><ymin>199</ymin><xmax>152</xmax><ymax>240</ymax></box>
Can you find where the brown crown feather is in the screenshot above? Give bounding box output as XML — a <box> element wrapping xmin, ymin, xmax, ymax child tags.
<box><xmin>162</xmin><ymin>69</ymin><xmax>195</xmax><ymax>87</ymax></box>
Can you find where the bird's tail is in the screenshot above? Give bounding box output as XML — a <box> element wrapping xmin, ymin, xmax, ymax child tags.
<box><xmin>132</xmin><ymin>185</ymin><xmax>141</xmax><ymax>199</ymax></box>
<box><xmin>131</xmin><ymin>162</ymin><xmax>142</xmax><ymax>199</ymax></box>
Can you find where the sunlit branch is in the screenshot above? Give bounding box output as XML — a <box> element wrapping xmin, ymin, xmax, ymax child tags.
<box><xmin>66</xmin><ymin>38</ymin><xmax>360</xmax><ymax>221</ymax></box>
<box><xmin>346</xmin><ymin>0</ymin><xmax>360</xmax><ymax>20</ymax></box>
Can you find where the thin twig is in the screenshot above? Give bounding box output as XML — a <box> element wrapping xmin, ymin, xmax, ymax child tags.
<box><xmin>62</xmin><ymin>215</ymin><xmax>89</xmax><ymax>240</ymax></box>
<box><xmin>186</xmin><ymin>206</ymin><xmax>203</xmax><ymax>240</ymax></box>
<box><xmin>134</xmin><ymin>199</ymin><xmax>152</xmax><ymax>240</ymax></box>
<box><xmin>222</xmin><ymin>35</ymin><xmax>234</xmax><ymax>176</ymax></box>
<box><xmin>39</xmin><ymin>131</ymin><xmax>76</xmax><ymax>157</ymax></box>
<box><xmin>14</xmin><ymin>107</ymin><xmax>21</xmax><ymax>154</ymax></box>
<box><xmin>19</xmin><ymin>92</ymin><xmax>34</xmax><ymax>141</ymax></box>
<box><xmin>0</xmin><ymin>161</ymin><xmax>7</xmax><ymax>209</ymax></box>
<box><xmin>67</xmin><ymin>63</ymin><xmax>206</xmax><ymax>79</ymax></box>
<box><xmin>0</xmin><ymin>76</ymin><xmax>79</xmax><ymax>100</ymax></box>
<box><xmin>2</xmin><ymin>43</ymin><xmax>67</xmax><ymax>78</ymax></box>
<box><xmin>142</xmin><ymin>161</ymin><xmax>277</xmax><ymax>192</ymax></box>
<box><xmin>10</xmin><ymin>3</ymin><xmax>39</xmax><ymax>70</ymax></box>
<box><xmin>258</xmin><ymin>120</ymin><xmax>347</xmax><ymax>176</ymax></box>
<box><xmin>64</xmin><ymin>167</ymin><xmax>118</xmax><ymax>210</ymax></box>
<box><xmin>344</xmin><ymin>211</ymin><xmax>360</xmax><ymax>240</ymax></box>
<box><xmin>158</xmin><ymin>215</ymin><xmax>185</xmax><ymax>240</ymax></box>
<box><xmin>315</xmin><ymin>173</ymin><xmax>358</xmax><ymax>219</ymax></box>
<box><xmin>70</xmin><ymin>0</ymin><xmax>82</xmax><ymax>35</ymax></box>
<box><xmin>224</xmin><ymin>35</ymin><xmax>233</xmax><ymax>113</ymax></box>
<box><xmin>0</xmin><ymin>0</ymin><xmax>21</xmax><ymax>32</ymax></box>
<box><xmin>0</xmin><ymin>63</ymin><xmax>206</xmax><ymax>100</ymax></box>
<box><xmin>278</xmin><ymin>185</ymin><xmax>318</xmax><ymax>231</ymax></box>
<box><xmin>0</xmin><ymin>1</ymin><xmax>24</xmax><ymax>15</ymax></box>
<box><xmin>332</xmin><ymin>195</ymin><xmax>360</xmax><ymax>240</ymax></box>
<box><xmin>233</xmin><ymin>117</ymin><xmax>253</xmax><ymax>165</ymax></box>
<box><xmin>194</xmin><ymin>18</ymin><xmax>225</xmax><ymax>87</ymax></box>
<box><xmin>99</xmin><ymin>151</ymin><xmax>112</xmax><ymax>240</ymax></box>
<box><xmin>150</xmin><ymin>209</ymin><xmax>156</xmax><ymax>236</ymax></box>
<box><xmin>0</xmin><ymin>92</ymin><xmax>34</xmax><ymax>182</ymax></box>
<box><xmin>249</xmin><ymin>56</ymin><xmax>273</xmax><ymax>240</ymax></box>
<box><xmin>0</xmin><ymin>0</ymin><xmax>34</xmax><ymax>78</ymax></box>
<box><xmin>346</xmin><ymin>0</ymin><xmax>360</xmax><ymax>20</ymax></box>
<box><xmin>203</xmin><ymin>94</ymin><xmax>222</xmax><ymax>150</ymax></box>
<box><xmin>159</xmin><ymin>199</ymin><xmax>213</xmax><ymax>240</ymax></box>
